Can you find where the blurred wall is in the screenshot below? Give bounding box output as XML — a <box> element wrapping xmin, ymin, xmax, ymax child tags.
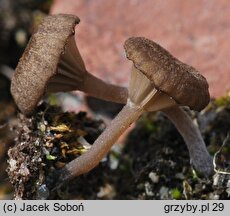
<box><xmin>51</xmin><ymin>0</ymin><xmax>230</xmax><ymax>98</ymax></box>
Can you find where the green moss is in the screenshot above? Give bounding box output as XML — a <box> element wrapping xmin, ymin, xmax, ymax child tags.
<box><xmin>47</xmin><ymin>94</ymin><xmax>59</xmax><ymax>106</ymax></box>
<box><xmin>139</xmin><ymin>115</ymin><xmax>158</xmax><ymax>133</ymax></box>
<box><xmin>214</xmin><ymin>92</ymin><xmax>230</xmax><ymax>107</ymax></box>
<box><xmin>119</xmin><ymin>155</ymin><xmax>133</xmax><ymax>172</ymax></box>
<box><xmin>171</xmin><ymin>188</ymin><xmax>181</xmax><ymax>199</ymax></box>
<box><xmin>46</xmin><ymin>154</ymin><xmax>57</xmax><ymax>160</ymax></box>
<box><xmin>208</xmin><ymin>144</ymin><xmax>220</xmax><ymax>155</ymax></box>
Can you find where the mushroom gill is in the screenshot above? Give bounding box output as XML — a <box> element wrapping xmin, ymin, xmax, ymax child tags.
<box><xmin>11</xmin><ymin>14</ymin><xmax>128</xmax><ymax>116</ymax></box>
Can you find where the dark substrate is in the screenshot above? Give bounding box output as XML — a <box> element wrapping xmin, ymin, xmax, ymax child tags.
<box><xmin>6</xmin><ymin>95</ymin><xmax>230</xmax><ymax>200</ymax></box>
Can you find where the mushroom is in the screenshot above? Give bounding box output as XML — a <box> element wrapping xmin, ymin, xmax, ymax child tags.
<box><xmin>11</xmin><ymin>14</ymin><xmax>128</xmax><ymax>116</ymax></box>
<box><xmin>58</xmin><ymin>37</ymin><xmax>213</xmax><ymax>183</ymax></box>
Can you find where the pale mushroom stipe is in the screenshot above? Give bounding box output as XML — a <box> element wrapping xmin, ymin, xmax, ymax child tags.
<box><xmin>58</xmin><ymin>37</ymin><xmax>213</xmax><ymax>184</ymax></box>
<box><xmin>10</xmin><ymin>14</ymin><xmax>128</xmax><ymax>116</ymax></box>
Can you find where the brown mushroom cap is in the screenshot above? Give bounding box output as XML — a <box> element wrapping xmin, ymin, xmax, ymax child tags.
<box><xmin>124</xmin><ymin>37</ymin><xmax>210</xmax><ymax>111</ymax></box>
<box><xmin>11</xmin><ymin>14</ymin><xmax>81</xmax><ymax>115</ymax></box>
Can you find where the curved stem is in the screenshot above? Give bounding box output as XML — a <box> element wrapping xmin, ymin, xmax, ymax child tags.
<box><xmin>81</xmin><ymin>73</ymin><xmax>128</xmax><ymax>104</ymax></box>
<box><xmin>58</xmin><ymin>102</ymin><xmax>143</xmax><ymax>182</ymax></box>
<box><xmin>48</xmin><ymin>71</ymin><xmax>128</xmax><ymax>103</ymax></box>
<box><xmin>162</xmin><ymin>106</ymin><xmax>214</xmax><ymax>176</ymax></box>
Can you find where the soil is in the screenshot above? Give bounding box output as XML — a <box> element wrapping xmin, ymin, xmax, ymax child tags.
<box><xmin>1</xmin><ymin>0</ymin><xmax>230</xmax><ymax>200</ymax></box>
<box><xmin>0</xmin><ymin>0</ymin><xmax>51</xmax><ymax>199</ymax></box>
<box><xmin>60</xmin><ymin>98</ymin><xmax>230</xmax><ymax>200</ymax></box>
<box><xmin>0</xmin><ymin>73</ymin><xmax>17</xmax><ymax>199</ymax></box>
<box><xmin>7</xmin><ymin>103</ymin><xmax>105</xmax><ymax>199</ymax></box>
<box><xmin>5</xmin><ymin>95</ymin><xmax>230</xmax><ymax>200</ymax></box>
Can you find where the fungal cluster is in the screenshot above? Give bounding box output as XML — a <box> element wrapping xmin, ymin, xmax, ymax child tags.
<box><xmin>9</xmin><ymin>14</ymin><xmax>213</xmax><ymax>194</ymax></box>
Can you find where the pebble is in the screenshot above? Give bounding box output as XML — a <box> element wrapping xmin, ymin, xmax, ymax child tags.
<box><xmin>36</xmin><ymin>184</ymin><xmax>50</xmax><ymax>200</ymax></box>
<box><xmin>97</xmin><ymin>184</ymin><xmax>116</xmax><ymax>199</ymax></box>
<box><xmin>175</xmin><ymin>173</ymin><xmax>185</xmax><ymax>180</ymax></box>
<box><xmin>144</xmin><ymin>182</ymin><xmax>154</xmax><ymax>196</ymax></box>
<box><xmin>148</xmin><ymin>172</ymin><xmax>159</xmax><ymax>183</ymax></box>
<box><xmin>159</xmin><ymin>186</ymin><xmax>169</xmax><ymax>199</ymax></box>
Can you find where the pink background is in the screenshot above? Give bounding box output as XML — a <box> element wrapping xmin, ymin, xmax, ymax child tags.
<box><xmin>51</xmin><ymin>0</ymin><xmax>230</xmax><ymax>98</ymax></box>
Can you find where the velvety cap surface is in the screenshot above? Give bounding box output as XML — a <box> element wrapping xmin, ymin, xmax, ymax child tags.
<box><xmin>11</xmin><ymin>14</ymin><xmax>80</xmax><ymax>115</ymax></box>
<box><xmin>124</xmin><ymin>37</ymin><xmax>210</xmax><ymax>111</ymax></box>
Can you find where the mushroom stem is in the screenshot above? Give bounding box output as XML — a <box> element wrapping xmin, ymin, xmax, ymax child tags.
<box><xmin>81</xmin><ymin>72</ymin><xmax>128</xmax><ymax>104</ymax></box>
<box><xmin>58</xmin><ymin>101</ymin><xmax>144</xmax><ymax>182</ymax></box>
<box><xmin>162</xmin><ymin>106</ymin><xmax>214</xmax><ymax>176</ymax></box>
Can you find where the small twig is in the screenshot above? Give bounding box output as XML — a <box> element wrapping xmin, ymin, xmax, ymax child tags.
<box><xmin>213</xmin><ymin>132</ymin><xmax>230</xmax><ymax>175</ymax></box>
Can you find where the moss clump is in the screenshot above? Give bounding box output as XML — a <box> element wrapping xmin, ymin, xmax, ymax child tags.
<box><xmin>214</xmin><ymin>91</ymin><xmax>230</xmax><ymax>107</ymax></box>
<box><xmin>171</xmin><ymin>188</ymin><xmax>182</xmax><ymax>199</ymax></box>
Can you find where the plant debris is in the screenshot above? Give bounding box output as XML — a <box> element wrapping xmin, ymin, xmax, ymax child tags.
<box><xmin>113</xmin><ymin>94</ymin><xmax>230</xmax><ymax>200</ymax></box>
<box><xmin>5</xmin><ymin>92</ymin><xmax>230</xmax><ymax>200</ymax></box>
<box><xmin>7</xmin><ymin>103</ymin><xmax>105</xmax><ymax>199</ymax></box>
